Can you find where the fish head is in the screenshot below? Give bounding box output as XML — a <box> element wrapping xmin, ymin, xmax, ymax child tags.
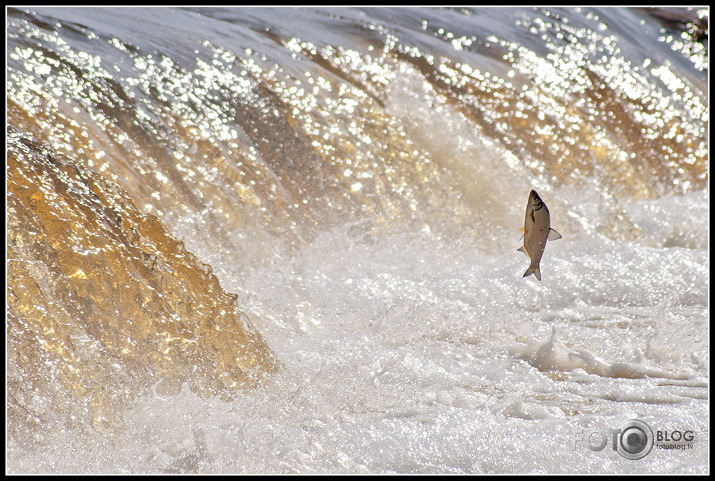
<box><xmin>529</xmin><ymin>190</ymin><xmax>544</xmax><ymax>210</ymax></box>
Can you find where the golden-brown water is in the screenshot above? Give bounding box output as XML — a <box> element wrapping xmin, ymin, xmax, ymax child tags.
<box><xmin>6</xmin><ymin>6</ymin><xmax>709</xmax><ymax>474</ymax></box>
<box><xmin>8</xmin><ymin>127</ymin><xmax>278</xmax><ymax>434</ymax></box>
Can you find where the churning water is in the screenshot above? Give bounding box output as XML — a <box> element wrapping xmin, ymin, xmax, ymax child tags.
<box><xmin>6</xmin><ymin>7</ymin><xmax>709</xmax><ymax>473</ymax></box>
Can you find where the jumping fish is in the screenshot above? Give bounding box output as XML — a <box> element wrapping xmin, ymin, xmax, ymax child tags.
<box><xmin>518</xmin><ymin>190</ymin><xmax>562</xmax><ymax>281</ymax></box>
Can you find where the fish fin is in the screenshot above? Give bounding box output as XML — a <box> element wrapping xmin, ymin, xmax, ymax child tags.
<box><xmin>548</xmin><ymin>228</ymin><xmax>562</xmax><ymax>241</ymax></box>
<box><xmin>517</xmin><ymin>245</ymin><xmax>529</xmax><ymax>256</ymax></box>
<box><xmin>522</xmin><ymin>267</ymin><xmax>542</xmax><ymax>281</ymax></box>
<box><xmin>518</xmin><ymin>226</ymin><xmax>525</xmax><ymax>240</ymax></box>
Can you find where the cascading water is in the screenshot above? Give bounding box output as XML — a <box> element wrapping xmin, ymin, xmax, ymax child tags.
<box><xmin>6</xmin><ymin>7</ymin><xmax>708</xmax><ymax>474</ymax></box>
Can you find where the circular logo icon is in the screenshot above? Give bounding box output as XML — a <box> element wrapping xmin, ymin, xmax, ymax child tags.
<box><xmin>617</xmin><ymin>420</ymin><xmax>654</xmax><ymax>460</ymax></box>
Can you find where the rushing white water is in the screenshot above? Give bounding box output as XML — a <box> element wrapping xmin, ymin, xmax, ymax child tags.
<box><xmin>11</xmin><ymin>188</ymin><xmax>709</xmax><ymax>473</ymax></box>
<box><xmin>10</xmin><ymin>120</ymin><xmax>708</xmax><ymax>474</ymax></box>
<box><xmin>161</xmin><ymin>179</ymin><xmax>708</xmax><ymax>475</ymax></box>
<box><xmin>6</xmin><ymin>6</ymin><xmax>708</xmax><ymax>474</ymax></box>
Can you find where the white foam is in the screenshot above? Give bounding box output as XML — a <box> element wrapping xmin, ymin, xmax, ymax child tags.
<box><xmin>511</xmin><ymin>326</ymin><xmax>696</xmax><ymax>380</ymax></box>
<box><xmin>35</xmin><ymin>209</ymin><xmax>700</xmax><ymax>474</ymax></box>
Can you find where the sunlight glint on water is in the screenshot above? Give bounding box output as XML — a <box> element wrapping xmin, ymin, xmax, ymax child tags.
<box><xmin>6</xmin><ymin>7</ymin><xmax>708</xmax><ymax>474</ymax></box>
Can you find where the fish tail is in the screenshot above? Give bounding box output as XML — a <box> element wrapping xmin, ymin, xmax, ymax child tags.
<box><xmin>523</xmin><ymin>264</ymin><xmax>542</xmax><ymax>281</ymax></box>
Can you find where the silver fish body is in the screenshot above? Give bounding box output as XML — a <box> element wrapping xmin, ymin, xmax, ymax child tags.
<box><xmin>517</xmin><ymin>190</ymin><xmax>561</xmax><ymax>281</ymax></box>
